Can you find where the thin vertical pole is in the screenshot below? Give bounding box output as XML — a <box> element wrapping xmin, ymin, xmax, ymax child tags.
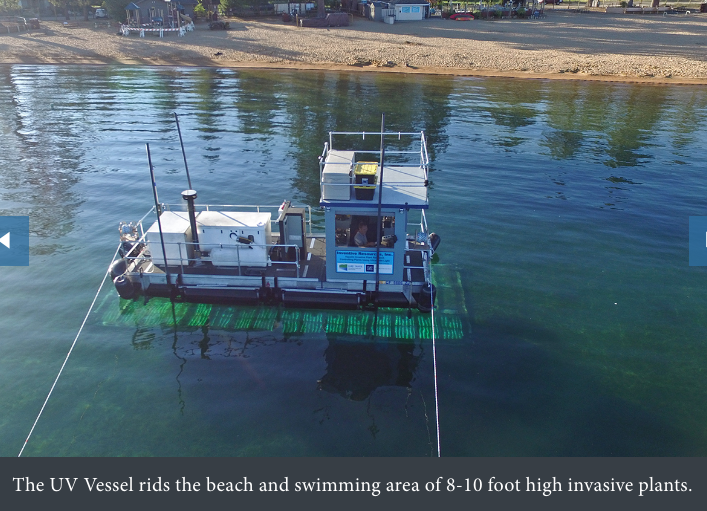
<box><xmin>146</xmin><ymin>143</ymin><xmax>172</xmax><ymax>290</ymax></box>
<box><xmin>374</xmin><ymin>113</ymin><xmax>385</xmax><ymax>295</ymax></box>
<box><xmin>174</xmin><ymin>112</ymin><xmax>192</xmax><ymax>190</ymax></box>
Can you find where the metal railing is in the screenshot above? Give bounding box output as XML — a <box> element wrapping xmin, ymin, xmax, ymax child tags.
<box><xmin>406</xmin><ymin>209</ymin><xmax>433</xmax><ymax>282</ymax></box>
<box><xmin>117</xmin><ymin>202</ymin><xmax>316</xmax><ymax>279</ymax></box>
<box><xmin>327</xmin><ymin>131</ymin><xmax>429</xmax><ymax>168</ymax></box>
<box><xmin>161</xmin><ymin>202</ymin><xmax>315</xmax><ymax>237</ymax></box>
<box><xmin>122</xmin><ymin>239</ymin><xmax>302</xmax><ymax>278</ymax></box>
<box><xmin>320</xmin><ymin>130</ymin><xmax>430</xmax><ymax>197</ymax></box>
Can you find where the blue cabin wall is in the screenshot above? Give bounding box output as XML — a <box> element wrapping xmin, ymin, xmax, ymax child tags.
<box><xmin>325</xmin><ymin>207</ymin><xmax>407</xmax><ymax>283</ymax></box>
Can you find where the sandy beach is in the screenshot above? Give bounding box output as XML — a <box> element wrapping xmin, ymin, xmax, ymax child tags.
<box><xmin>2</xmin><ymin>11</ymin><xmax>707</xmax><ymax>84</ymax></box>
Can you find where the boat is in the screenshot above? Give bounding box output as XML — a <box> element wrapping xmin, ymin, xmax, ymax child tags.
<box><xmin>449</xmin><ymin>12</ymin><xmax>474</xmax><ymax>20</ymax></box>
<box><xmin>109</xmin><ymin>124</ymin><xmax>440</xmax><ymax>313</ymax></box>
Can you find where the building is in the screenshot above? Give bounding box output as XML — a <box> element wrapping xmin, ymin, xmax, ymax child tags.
<box><xmin>349</xmin><ymin>0</ymin><xmax>431</xmax><ymax>21</ymax></box>
<box><xmin>127</xmin><ymin>0</ymin><xmax>199</xmax><ymax>23</ymax></box>
<box><xmin>391</xmin><ymin>0</ymin><xmax>430</xmax><ymax>20</ymax></box>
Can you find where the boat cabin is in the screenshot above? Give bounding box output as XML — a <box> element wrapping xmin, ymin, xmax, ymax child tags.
<box><xmin>319</xmin><ymin>131</ymin><xmax>430</xmax><ymax>286</ymax></box>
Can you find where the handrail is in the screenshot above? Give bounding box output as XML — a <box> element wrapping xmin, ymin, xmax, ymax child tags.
<box><xmin>347</xmin><ymin>150</ymin><xmax>421</xmax><ymax>155</ymax></box>
<box><xmin>329</xmin><ymin>130</ymin><xmax>424</xmax><ymax>143</ymax></box>
<box><xmin>319</xmin><ymin>141</ymin><xmax>330</xmax><ymax>200</ymax></box>
<box><xmin>322</xmin><ymin>130</ymin><xmax>429</xmax><ymax>189</ymax></box>
<box><xmin>328</xmin><ymin>130</ymin><xmax>427</xmax><ymax>149</ymax></box>
<box><xmin>323</xmin><ymin>182</ymin><xmax>429</xmax><ymax>188</ymax></box>
<box><xmin>157</xmin><ymin>203</ymin><xmax>316</xmax><ymax>236</ymax></box>
<box><xmin>163</xmin><ymin>203</ymin><xmax>284</xmax><ymax>210</ymax></box>
<box><xmin>133</xmin><ymin>239</ymin><xmax>302</xmax><ymax>277</ymax></box>
<box><xmin>135</xmin><ymin>205</ymin><xmax>156</xmax><ymax>226</ymax></box>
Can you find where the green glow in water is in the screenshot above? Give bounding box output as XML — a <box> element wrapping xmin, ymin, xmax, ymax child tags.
<box><xmin>99</xmin><ymin>296</ymin><xmax>464</xmax><ymax>342</ymax></box>
<box><xmin>96</xmin><ymin>265</ymin><xmax>468</xmax><ymax>342</ymax></box>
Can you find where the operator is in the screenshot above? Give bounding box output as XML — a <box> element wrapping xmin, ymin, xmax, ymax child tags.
<box><xmin>354</xmin><ymin>222</ymin><xmax>376</xmax><ymax>247</ymax></box>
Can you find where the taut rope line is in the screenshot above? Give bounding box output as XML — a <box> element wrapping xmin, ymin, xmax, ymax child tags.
<box><xmin>18</xmin><ymin>245</ymin><xmax>121</xmax><ymax>457</ymax></box>
<box><xmin>429</xmin><ymin>272</ymin><xmax>441</xmax><ymax>457</ymax></box>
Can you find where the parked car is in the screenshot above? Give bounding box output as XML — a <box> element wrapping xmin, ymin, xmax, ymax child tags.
<box><xmin>95</xmin><ymin>8</ymin><xmax>108</xmax><ymax>19</ymax></box>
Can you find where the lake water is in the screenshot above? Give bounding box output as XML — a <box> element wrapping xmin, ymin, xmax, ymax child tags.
<box><xmin>1</xmin><ymin>65</ymin><xmax>706</xmax><ymax>456</ymax></box>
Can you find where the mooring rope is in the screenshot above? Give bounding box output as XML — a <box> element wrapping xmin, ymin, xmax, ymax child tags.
<box><xmin>429</xmin><ymin>273</ymin><xmax>441</xmax><ymax>457</ymax></box>
<box><xmin>18</xmin><ymin>245</ymin><xmax>121</xmax><ymax>457</ymax></box>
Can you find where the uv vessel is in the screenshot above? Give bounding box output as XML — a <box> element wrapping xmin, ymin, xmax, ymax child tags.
<box><xmin>110</xmin><ymin>129</ymin><xmax>439</xmax><ymax>312</ymax></box>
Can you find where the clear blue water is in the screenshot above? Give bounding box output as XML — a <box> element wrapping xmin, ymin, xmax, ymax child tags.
<box><xmin>1</xmin><ymin>65</ymin><xmax>706</xmax><ymax>456</ymax></box>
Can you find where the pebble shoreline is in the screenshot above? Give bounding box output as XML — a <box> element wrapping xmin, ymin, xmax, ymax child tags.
<box><xmin>2</xmin><ymin>12</ymin><xmax>707</xmax><ymax>84</ymax></box>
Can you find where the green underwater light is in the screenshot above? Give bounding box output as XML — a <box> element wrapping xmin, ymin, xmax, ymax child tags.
<box><xmin>189</xmin><ymin>303</ymin><xmax>212</xmax><ymax>327</ymax></box>
<box><xmin>100</xmin><ymin>299</ymin><xmax>465</xmax><ymax>342</ymax></box>
<box><xmin>97</xmin><ymin>265</ymin><xmax>468</xmax><ymax>342</ymax></box>
<box><xmin>281</xmin><ymin>310</ymin><xmax>325</xmax><ymax>335</ymax></box>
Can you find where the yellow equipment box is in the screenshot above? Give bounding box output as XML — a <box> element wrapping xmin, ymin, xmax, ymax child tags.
<box><xmin>353</xmin><ymin>162</ymin><xmax>378</xmax><ymax>200</ymax></box>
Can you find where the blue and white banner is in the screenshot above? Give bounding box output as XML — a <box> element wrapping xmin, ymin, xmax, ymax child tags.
<box><xmin>336</xmin><ymin>250</ymin><xmax>393</xmax><ymax>274</ymax></box>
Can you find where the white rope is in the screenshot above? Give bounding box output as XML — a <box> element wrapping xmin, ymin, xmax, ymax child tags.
<box><xmin>429</xmin><ymin>274</ymin><xmax>441</xmax><ymax>457</ymax></box>
<box><xmin>18</xmin><ymin>245</ymin><xmax>121</xmax><ymax>457</ymax></box>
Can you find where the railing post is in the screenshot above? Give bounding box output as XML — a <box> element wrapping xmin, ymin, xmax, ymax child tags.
<box><xmin>236</xmin><ymin>244</ymin><xmax>241</xmax><ymax>274</ymax></box>
<box><xmin>179</xmin><ymin>242</ymin><xmax>184</xmax><ymax>275</ymax></box>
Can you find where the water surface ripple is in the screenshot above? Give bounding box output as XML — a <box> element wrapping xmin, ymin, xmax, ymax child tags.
<box><xmin>1</xmin><ymin>66</ymin><xmax>706</xmax><ymax>456</ymax></box>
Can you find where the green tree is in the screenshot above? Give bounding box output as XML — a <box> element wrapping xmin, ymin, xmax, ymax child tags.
<box><xmin>103</xmin><ymin>0</ymin><xmax>127</xmax><ymax>23</ymax></box>
<box><xmin>47</xmin><ymin>0</ymin><xmax>70</xmax><ymax>19</ymax></box>
<box><xmin>219</xmin><ymin>0</ymin><xmax>246</xmax><ymax>13</ymax></box>
<box><xmin>0</xmin><ymin>0</ymin><xmax>20</xmax><ymax>15</ymax></box>
<box><xmin>76</xmin><ymin>0</ymin><xmax>93</xmax><ymax>20</ymax></box>
<box><xmin>200</xmin><ymin>0</ymin><xmax>223</xmax><ymax>19</ymax></box>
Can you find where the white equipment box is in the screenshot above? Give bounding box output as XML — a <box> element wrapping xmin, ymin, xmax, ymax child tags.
<box><xmin>321</xmin><ymin>150</ymin><xmax>354</xmax><ymax>201</ymax></box>
<box><xmin>145</xmin><ymin>211</ymin><xmax>194</xmax><ymax>266</ymax></box>
<box><xmin>197</xmin><ymin>211</ymin><xmax>271</xmax><ymax>267</ymax></box>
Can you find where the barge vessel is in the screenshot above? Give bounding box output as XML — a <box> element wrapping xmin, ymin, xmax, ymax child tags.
<box><xmin>110</xmin><ymin>128</ymin><xmax>439</xmax><ymax>312</ymax></box>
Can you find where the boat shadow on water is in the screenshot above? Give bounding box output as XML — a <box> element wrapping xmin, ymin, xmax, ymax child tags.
<box><xmin>92</xmin><ymin>295</ymin><xmax>450</xmax><ymax>455</ymax></box>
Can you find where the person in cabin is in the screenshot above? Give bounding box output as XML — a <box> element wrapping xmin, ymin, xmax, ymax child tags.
<box><xmin>354</xmin><ymin>222</ymin><xmax>376</xmax><ymax>247</ymax></box>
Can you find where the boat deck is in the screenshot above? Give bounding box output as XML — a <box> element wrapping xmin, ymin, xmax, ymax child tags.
<box><xmin>134</xmin><ymin>233</ymin><xmax>427</xmax><ymax>284</ymax></box>
<box><xmin>135</xmin><ymin>234</ymin><xmax>324</xmax><ymax>279</ymax></box>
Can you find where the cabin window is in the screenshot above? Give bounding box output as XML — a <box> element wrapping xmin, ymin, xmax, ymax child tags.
<box><xmin>335</xmin><ymin>214</ymin><xmax>395</xmax><ymax>248</ymax></box>
<box><xmin>335</xmin><ymin>214</ymin><xmax>351</xmax><ymax>247</ymax></box>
